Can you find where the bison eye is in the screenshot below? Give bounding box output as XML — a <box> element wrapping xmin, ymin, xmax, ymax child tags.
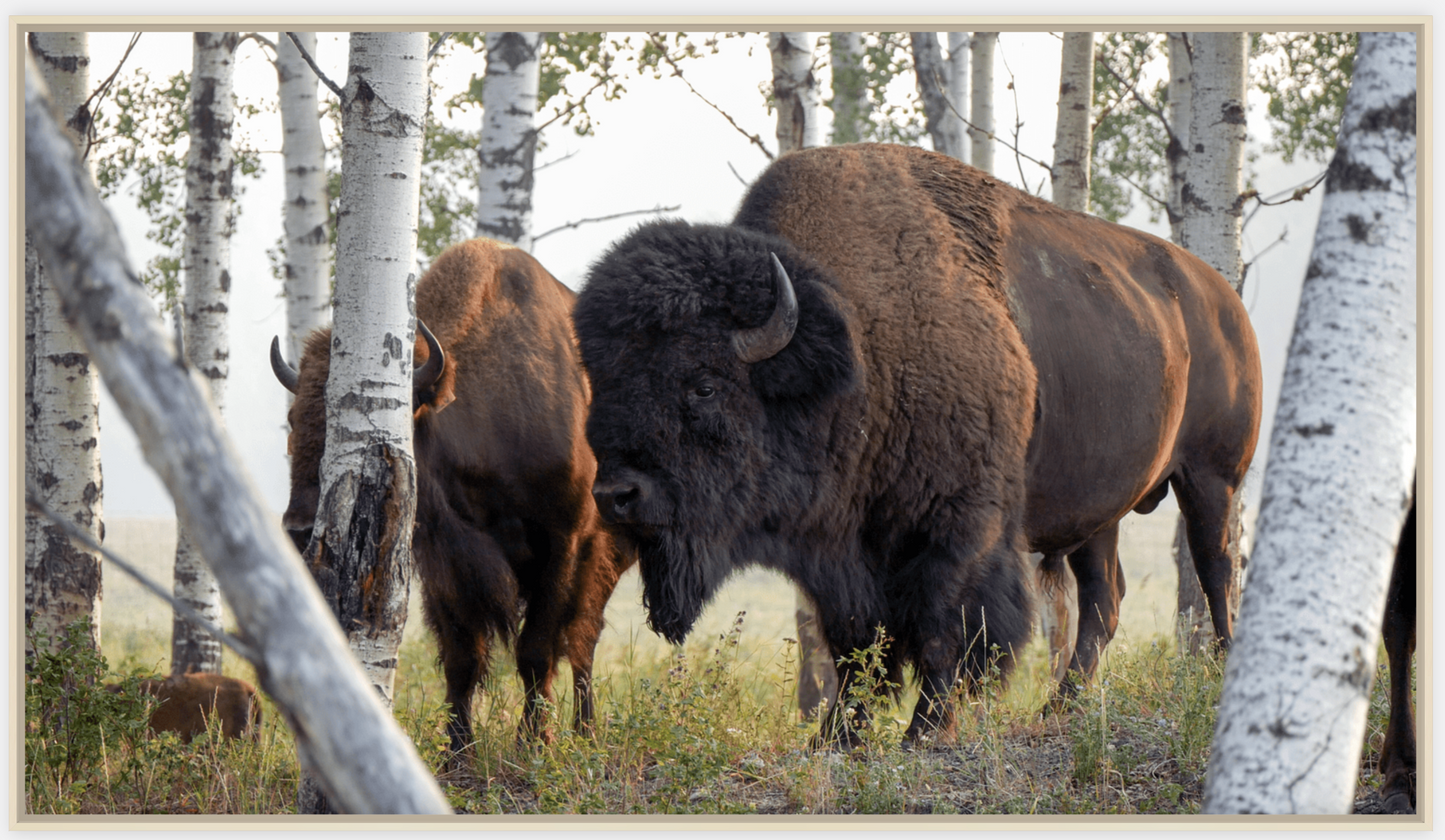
<box><xmin>692</xmin><ymin>384</ymin><xmax>716</xmax><ymax>400</ymax></box>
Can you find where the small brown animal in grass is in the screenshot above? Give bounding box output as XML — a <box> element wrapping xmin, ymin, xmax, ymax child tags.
<box><xmin>109</xmin><ymin>673</ymin><xmax>261</xmax><ymax>743</ymax></box>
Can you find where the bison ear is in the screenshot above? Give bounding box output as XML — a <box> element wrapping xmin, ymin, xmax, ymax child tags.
<box><xmin>748</xmin><ymin>279</ymin><xmax>857</xmax><ymax>403</ymax></box>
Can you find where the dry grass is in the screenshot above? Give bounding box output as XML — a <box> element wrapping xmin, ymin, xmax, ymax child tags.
<box><xmin>31</xmin><ymin>506</ymin><xmax>1400</xmax><ymax>815</ymax></box>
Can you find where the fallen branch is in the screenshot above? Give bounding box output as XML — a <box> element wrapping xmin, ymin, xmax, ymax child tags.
<box><xmin>533</xmin><ymin>204</ymin><xmax>682</xmax><ymax>243</ymax></box>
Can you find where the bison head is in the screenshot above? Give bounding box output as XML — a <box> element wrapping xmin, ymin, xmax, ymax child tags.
<box><xmin>269</xmin><ymin>322</ymin><xmax>449</xmax><ymax>552</ymax></box>
<box><xmin>574</xmin><ymin>221</ymin><xmax>860</xmax><ymax>643</ymax></box>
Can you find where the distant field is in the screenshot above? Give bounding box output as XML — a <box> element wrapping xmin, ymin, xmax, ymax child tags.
<box><xmin>100</xmin><ymin>507</ymin><xmax>1186</xmax><ymax>680</ymax></box>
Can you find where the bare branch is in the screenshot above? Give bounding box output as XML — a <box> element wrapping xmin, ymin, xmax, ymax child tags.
<box><xmin>1240</xmin><ymin>226</ymin><xmax>1288</xmax><ymax>288</ymax></box>
<box><xmin>533</xmin><ymin>204</ymin><xmax>682</xmax><ymax>243</ymax></box>
<box><xmin>532</xmin><ymin>75</ymin><xmax>609</xmax><ymax>136</ymax></box>
<box><xmin>727</xmin><ymin>160</ymin><xmax>750</xmax><ymax>186</ymax></box>
<box><xmin>285</xmin><ymin>32</ymin><xmax>344</xmax><ymax>100</ymax></box>
<box><xmin>241</xmin><ymin>32</ymin><xmax>278</xmax><ymax>62</ymax></box>
<box><xmin>26</xmin><ymin>481</ymin><xmax>260</xmax><ymax>664</ymax></box>
<box><xmin>427</xmin><ymin>32</ymin><xmax>453</xmax><ymax>60</ymax></box>
<box><xmin>80</xmin><ymin>31</ymin><xmax>141</xmax><ymax>161</ymax></box>
<box><xmin>534</xmin><ymin>148</ymin><xmax>580</xmax><ymax>173</ymax></box>
<box><xmin>649</xmin><ymin>33</ymin><xmax>774</xmax><ymax>161</ymax></box>
<box><xmin>997</xmin><ymin>47</ymin><xmax>1042</xmax><ymax>193</ymax></box>
<box><xmin>938</xmin><ymin>75</ymin><xmax>1053</xmax><ymax>177</ymax></box>
<box><xmin>1096</xmin><ymin>48</ymin><xmax>1174</xmax><ymax>144</ymax></box>
<box><xmin>1242</xmin><ymin>170</ymin><xmax>1329</xmax><ymax>230</ymax></box>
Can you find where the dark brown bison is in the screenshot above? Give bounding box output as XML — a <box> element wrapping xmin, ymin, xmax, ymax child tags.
<box><xmin>575</xmin><ymin>143</ymin><xmax>1262</xmax><ymax>742</ymax></box>
<box><xmin>1378</xmin><ymin>488</ymin><xmax>1416</xmax><ymax>813</ymax></box>
<box><xmin>108</xmin><ymin>673</ymin><xmax>261</xmax><ymax>742</ymax></box>
<box><xmin>271</xmin><ymin>238</ymin><xmax>632</xmax><ymax>752</ymax></box>
<box><xmin>577</xmin><ymin>152</ymin><xmax>1040</xmax><ymax>745</ymax></box>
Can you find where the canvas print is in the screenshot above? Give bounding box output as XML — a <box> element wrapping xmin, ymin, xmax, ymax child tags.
<box><xmin>19</xmin><ymin>24</ymin><xmax>1420</xmax><ymax>818</ymax></box>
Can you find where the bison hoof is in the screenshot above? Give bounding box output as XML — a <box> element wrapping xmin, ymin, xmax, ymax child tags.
<box><xmin>1381</xmin><ymin>790</ymin><xmax>1415</xmax><ymax>815</ymax></box>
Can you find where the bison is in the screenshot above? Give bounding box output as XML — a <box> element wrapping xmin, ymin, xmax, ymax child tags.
<box><xmin>575</xmin><ymin>143</ymin><xmax>1262</xmax><ymax>742</ymax></box>
<box><xmin>1378</xmin><ymin>488</ymin><xmax>1416</xmax><ymax>814</ymax></box>
<box><xmin>108</xmin><ymin>673</ymin><xmax>261</xmax><ymax>743</ymax></box>
<box><xmin>271</xmin><ymin>238</ymin><xmax>632</xmax><ymax>753</ymax></box>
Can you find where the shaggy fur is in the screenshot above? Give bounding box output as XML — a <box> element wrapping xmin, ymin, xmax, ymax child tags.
<box><xmin>576</xmin><ymin>148</ymin><xmax>1040</xmax><ymax>743</ymax></box>
<box><xmin>281</xmin><ymin>238</ymin><xmax>633</xmax><ymax>752</ymax></box>
<box><xmin>740</xmin><ymin>144</ymin><xmax>1262</xmax><ymax>700</ymax></box>
<box><xmin>108</xmin><ymin>673</ymin><xmax>261</xmax><ymax>743</ymax></box>
<box><xmin>1379</xmin><ymin>490</ymin><xmax>1416</xmax><ymax>814</ymax></box>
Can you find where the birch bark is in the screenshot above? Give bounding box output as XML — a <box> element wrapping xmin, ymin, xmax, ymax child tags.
<box><xmin>1173</xmin><ymin>32</ymin><xmax>1249</xmax><ymax>654</ymax></box>
<box><xmin>25</xmin><ymin>31</ymin><xmax>103</xmax><ymax>658</ymax></box>
<box><xmin>24</xmin><ymin>56</ymin><xmax>450</xmax><ymax>813</ymax></box>
<box><xmin>911</xmin><ymin>32</ymin><xmax>962</xmax><ymax>160</ymax></box>
<box><xmin>945</xmin><ymin>33</ymin><xmax>970</xmax><ymax>163</ymax></box>
<box><xmin>1050</xmin><ymin>31</ymin><xmax>1094</xmax><ymax>212</ymax></box>
<box><xmin>477</xmin><ymin>31</ymin><xmax>540</xmax><ymax>250</ymax></box>
<box><xmin>171</xmin><ymin>31</ymin><xmax>237</xmax><ymax>677</ymax></box>
<box><xmin>1165</xmin><ymin>33</ymin><xmax>1192</xmax><ymax>244</ymax></box>
<box><xmin>276</xmin><ymin>30</ymin><xmax>331</xmax><ymax>371</ymax></box>
<box><xmin>770</xmin><ymin>32</ymin><xmax>822</xmax><ymax>154</ymax></box>
<box><xmin>969</xmin><ymin>33</ymin><xmax>997</xmax><ymax>174</ymax></box>
<box><xmin>1203</xmin><ymin>30</ymin><xmax>1417</xmax><ymax>813</ymax></box>
<box><xmin>296</xmin><ymin>30</ymin><xmax>428</xmax><ymax>814</ymax></box>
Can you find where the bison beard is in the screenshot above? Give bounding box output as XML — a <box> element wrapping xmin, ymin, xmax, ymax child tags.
<box><xmin>578</xmin><ymin>190</ymin><xmax>1039</xmax><ymax>746</ymax></box>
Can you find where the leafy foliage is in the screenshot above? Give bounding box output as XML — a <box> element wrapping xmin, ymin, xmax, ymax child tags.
<box><xmin>1251</xmin><ymin>32</ymin><xmax>1356</xmax><ymax>164</ymax></box>
<box><xmin>1088</xmin><ymin>32</ymin><xmax>1170</xmax><ymax>224</ymax></box>
<box><xmin>821</xmin><ymin>33</ymin><xmax>925</xmax><ymax>146</ymax></box>
<box><xmin>91</xmin><ymin>60</ymin><xmax>265</xmax><ymax>309</ymax></box>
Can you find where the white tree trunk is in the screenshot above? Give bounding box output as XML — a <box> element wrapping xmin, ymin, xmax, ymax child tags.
<box><xmin>970</xmin><ymin>32</ymin><xmax>997</xmax><ymax>174</ymax></box>
<box><xmin>24</xmin><ymin>58</ymin><xmax>450</xmax><ymax>813</ymax></box>
<box><xmin>1166</xmin><ymin>32</ymin><xmax>1192</xmax><ymax>244</ymax></box>
<box><xmin>911</xmin><ymin>32</ymin><xmax>963</xmax><ymax>160</ymax></box>
<box><xmin>297</xmin><ymin>30</ymin><xmax>428</xmax><ymax>814</ymax></box>
<box><xmin>1050</xmin><ymin>31</ymin><xmax>1094</xmax><ymax>212</ymax></box>
<box><xmin>1173</xmin><ymin>32</ymin><xmax>1249</xmax><ymax>654</ymax></box>
<box><xmin>946</xmin><ymin>32</ymin><xmax>970</xmax><ymax>163</ymax></box>
<box><xmin>828</xmin><ymin>32</ymin><xmax>866</xmax><ymax>145</ymax></box>
<box><xmin>1203</xmin><ymin>30</ymin><xmax>1417</xmax><ymax>814</ymax></box>
<box><xmin>25</xmin><ymin>31</ymin><xmax>103</xmax><ymax>657</ymax></box>
<box><xmin>1179</xmin><ymin>32</ymin><xmax>1248</xmax><ymax>287</ymax></box>
<box><xmin>770</xmin><ymin>32</ymin><xmax>822</xmax><ymax>154</ymax></box>
<box><xmin>477</xmin><ymin>31</ymin><xmax>539</xmax><ymax>250</ymax></box>
<box><xmin>171</xmin><ymin>31</ymin><xmax>237</xmax><ymax>677</ymax></box>
<box><xmin>276</xmin><ymin>30</ymin><xmax>331</xmax><ymax>370</ymax></box>
<box><xmin>772</xmin><ymin>29</ymin><xmax>834</xmax><ymax>717</ymax></box>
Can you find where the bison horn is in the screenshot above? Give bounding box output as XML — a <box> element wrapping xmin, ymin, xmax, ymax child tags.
<box><xmin>413</xmin><ymin>319</ymin><xmax>445</xmax><ymax>395</ymax></box>
<box><xmin>269</xmin><ymin>336</ymin><xmax>300</xmax><ymax>394</ymax></box>
<box><xmin>732</xmin><ymin>252</ymin><xmax>799</xmax><ymax>363</ymax></box>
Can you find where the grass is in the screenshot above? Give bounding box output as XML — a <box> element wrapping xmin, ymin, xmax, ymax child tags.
<box><xmin>23</xmin><ymin>511</ymin><xmax>1409</xmax><ymax>815</ymax></box>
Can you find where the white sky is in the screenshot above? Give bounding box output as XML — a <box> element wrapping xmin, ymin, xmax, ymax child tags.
<box><xmin>75</xmin><ymin>29</ymin><xmax>1341</xmax><ymax>527</ymax></box>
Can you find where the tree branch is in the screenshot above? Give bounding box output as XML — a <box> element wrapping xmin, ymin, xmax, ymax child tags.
<box><xmin>427</xmin><ymin>32</ymin><xmax>452</xmax><ymax>60</ymax></box>
<box><xmin>285</xmin><ymin>32</ymin><xmax>344</xmax><ymax>100</ymax></box>
<box><xmin>938</xmin><ymin>79</ymin><xmax>1053</xmax><ymax>177</ymax></box>
<box><xmin>1240</xmin><ymin>226</ymin><xmax>1288</xmax><ymax>288</ymax></box>
<box><xmin>997</xmin><ymin>46</ymin><xmax>1044</xmax><ymax>193</ymax></box>
<box><xmin>649</xmin><ymin>33</ymin><xmax>774</xmax><ymax>161</ymax></box>
<box><xmin>1096</xmin><ymin>48</ymin><xmax>1175</xmax><ymax>144</ymax></box>
<box><xmin>80</xmin><ymin>31</ymin><xmax>141</xmax><ymax>161</ymax></box>
<box><xmin>727</xmin><ymin>160</ymin><xmax>750</xmax><ymax>186</ymax></box>
<box><xmin>25</xmin><ymin>481</ymin><xmax>260</xmax><ymax>664</ymax></box>
<box><xmin>533</xmin><ymin>204</ymin><xmax>682</xmax><ymax>243</ymax></box>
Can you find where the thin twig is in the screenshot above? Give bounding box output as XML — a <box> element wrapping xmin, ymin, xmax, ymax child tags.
<box><xmin>241</xmin><ymin>32</ymin><xmax>277</xmax><ymax>61</ymax></box>
<box><xmin>534</xmin><ymin>148</ymin><xmax>581</xmax><ymax>173</ymax></box>
<box><xmin>25</xmin><ymin>481</ymin><xmax>260</xmax><ymax>664</ymax></box>
<box><xmin>997</xmin><ymin>46</ymin><xmax>1043</xmax><ymax>193</ymax></box>
<box><xmin>1240</xmin><ymin>226</ymin><xmax>1288</xmax><ymax>289</ymax></box>
<box><xmin>939</xmin><ymin>80</ymin><xmax>1052</xmax><ymax>177</ymax></box>
<box><xmin>1095</xmin><ymin>49</ymin><xmax>1174</xmax><ymax>143</ymax></box>
<box><xmin>427</xmin><ymin>32</ymin><xmax>453</xmax><ymax>60</ymax></box>
<box><xmin>1113</xmin><ymin>167</ymin><xmax>1169</xmax><ymax>210</ymax></box>
<box><xmin>80</xmin><ymin>32</ymin><xmax>141</xmax><ymax>161</ymax></box>
<box><xmin>533</xmin><ymin>204</ymin><xmax>682</xmax><ymax>243</ymax></box>
<box><xmin>649</xmin><ymin>33</ymin><xmax>774</xmax><ymax>161</ymax></box>
<box><xmin>1242</xmin><ymin>170</ymin><xmax>1329</xmax><ymax>229</ymax></box>
<box><xmin>532</xmin><ymin>75</ymin><xmax>609</xmax><ymax>136</ymax></box>
<box><xmin>285</xmin><ymin>32</ymin><xmax>344</xmax><ymax>100</ymax></box>
<box><xmin>727</xmin><ymin>160</ymin><xmax>749</xmax><ymax>186</ymax></box>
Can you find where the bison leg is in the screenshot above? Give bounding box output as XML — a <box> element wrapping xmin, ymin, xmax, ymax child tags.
<box><xmin>426</xmin><ymin>594</ymin><xmax>491</xmax><ymax>758</ymax></box>
<box><xmin>1379</xmin><ymin>499</ymin><xmax>1416</xmax><ymax>814</ymax></box>
<box><xmin>563</xmin><ymin>535</ymin><xmax>628</xmax><ymax>735</ymax></box>
<box><xmin>1171</xmin><ymin>470</ymin><xmax>1241</xmax><ymax>648</ymax></box>
<box><xmin>1055</xmin><ymin>524</ymin><xmax>1125</xmax><ymax>700</ymax></box>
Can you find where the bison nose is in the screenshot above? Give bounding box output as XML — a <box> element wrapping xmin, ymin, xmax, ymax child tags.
<box><xmin>593</xmin><ymin>479</ymin><xmax>644</xmax><ymax>524</ymax></box>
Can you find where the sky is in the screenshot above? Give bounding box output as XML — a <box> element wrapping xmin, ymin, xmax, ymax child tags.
<box><xmin>70</xmin><ymin>28</ymin><xmax>1344</xmax><ymax>530</ymax></box>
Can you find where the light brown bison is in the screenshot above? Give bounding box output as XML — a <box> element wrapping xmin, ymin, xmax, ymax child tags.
<box><xmin>271</xmin><ymin>238</ymin><xmax>633</xmax><ymax>752</ymax></box>
<box><xmin>109</xmin><ymin>673</ymin><xmax>261</xmax><ymax>742</ymax></box>
<box><xmin>576</xmin><ymin>143</ymin><xmax>1262</xmax><ymax>743</ymax></box>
